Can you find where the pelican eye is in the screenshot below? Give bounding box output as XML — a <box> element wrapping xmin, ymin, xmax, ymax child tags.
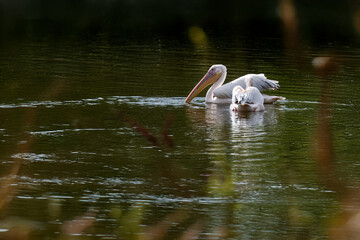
<box><xmin>235</xmin><ymin>100</ymin><xmax>239</xmax><ymax>104</ymax></box>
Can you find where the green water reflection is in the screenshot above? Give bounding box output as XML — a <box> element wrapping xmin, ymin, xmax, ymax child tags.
<box><xmin>0</xmin><ymin>35</ymin><xmax>360</xmax><ymax>239</ymax></box>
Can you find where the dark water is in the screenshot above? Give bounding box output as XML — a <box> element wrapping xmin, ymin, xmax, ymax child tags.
<box><xmin>1</xmin><ymin>36</ymin><xmax>360</xmax><ymax>239</ymax></box>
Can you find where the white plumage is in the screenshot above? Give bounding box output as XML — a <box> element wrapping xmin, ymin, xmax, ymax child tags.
<box><xmin>184</xmin><ymin>64</ymin><xmax>285</xmax><ymax>104</ymax></box>
<box><xmin>230</xmin><ymin>78</ymin><xmax>265</xmax><ymax>112</ymax></box>
<box><xmin>214</xmin><ymin>73</ymin><xmax>279</xmax><ymax>99</ymax></box>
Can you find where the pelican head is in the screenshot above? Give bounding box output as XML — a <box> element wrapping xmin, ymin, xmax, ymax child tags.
<box><xmin>184</xmin><ymin>64</ymin><xmax>226</xmax><ymax>103</ymax></box>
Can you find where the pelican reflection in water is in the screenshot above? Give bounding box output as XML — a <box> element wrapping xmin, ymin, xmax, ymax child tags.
<box><xmin>184</xmin><ymin>64</ymin><xmax>285</xmax><ymax>105</ymax></box>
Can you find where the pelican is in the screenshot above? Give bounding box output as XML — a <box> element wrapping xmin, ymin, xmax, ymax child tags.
<box><xmin>230</xmin><ymin>77</ymin><xmax>265</xmax><ymax>112</ymax></box>
<box><xmin>184</xmin><ymin>64</ymin><xmax>285</xmax><ymax>104</ymax></box>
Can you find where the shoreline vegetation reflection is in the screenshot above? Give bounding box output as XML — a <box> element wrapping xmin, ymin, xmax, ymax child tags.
<box><xmin>1</xmin><ymin>0</ymin><xmax>360</xmax><ymax>239</ymax></box>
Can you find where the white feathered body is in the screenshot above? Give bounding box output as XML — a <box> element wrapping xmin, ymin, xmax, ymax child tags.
<box><xmin>214</xmin><ymin>73</ymin><xmax>279</xmax><ymax>99</ymax></box>
<box><xmin>184</xmin><ymin>64</ymin><xmax>285</xmax><ymax>104</ymax></box>
<box><xmin>230</xmin><ymin>85</ymin><xmax>265</xmax><ymax>112</ymax></box>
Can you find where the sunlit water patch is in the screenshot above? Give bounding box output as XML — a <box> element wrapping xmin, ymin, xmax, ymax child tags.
<box><xmin>114</xmin><ymin>96</ymin><xmax>186</xmax><ymax>107</ymax></box>
<box><xmin>11</xmin><ymin>153</ymin><xmax>56</xmax><ymax>163</ymax></box>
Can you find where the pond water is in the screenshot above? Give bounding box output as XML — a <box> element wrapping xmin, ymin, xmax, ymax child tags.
<box><xmin>1</xmin><ymin>36</ymin><xmax>360</xmax><ymax>239</ymax></box>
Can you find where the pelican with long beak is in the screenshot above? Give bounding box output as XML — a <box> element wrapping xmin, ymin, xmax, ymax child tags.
<box><xmin>184</xmin><ymin>64</ymin><xmax>285</xmax><ymax>104</ymax></box>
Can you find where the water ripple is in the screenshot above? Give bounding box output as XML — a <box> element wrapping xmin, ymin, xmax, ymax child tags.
<box><xmin>11</xmin><ymin>153</ymin><xmax>56</xmax><ymax>162</ymax></box>
<box><xmin>2</xmin><ymin>96</ymin><xmax>342</xmax><ymax>111</ymax></box>
<box><xmin>0</xmin><ymin>96</ymin><xmax>188</xmax><ymax>109</ymax></box>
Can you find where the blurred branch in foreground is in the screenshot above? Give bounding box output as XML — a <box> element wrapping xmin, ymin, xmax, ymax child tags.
<box><xmin>61</xmin><ymin>209</ymin><xmax>97</xmax><ymax>238</ymax></box>
<box><xmin>312</xmin><ymin>56</ymin><xmax>340</xmax><ymax>192</ymax></box>
<box><xmin>119</xmin><ymin>112</ymin><xmax>175</xmax><ymax>149</ymax></box>
<box><xmin>279</xmin><ymin>0</ymin><xmax>302</xmax><ymax>61</ymax></box>
<box><xmin>313</xmin><ymin>57</ymin><xmax>360</xmax><ymax>239</ymax></box>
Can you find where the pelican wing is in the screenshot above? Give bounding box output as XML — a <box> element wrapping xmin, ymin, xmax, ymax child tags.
<box><xmin>214</xmin><ymin>74</ymin><xmax>279</xmax><ymax>99</ymax></box>
<box><xmin>243</xmin><ymin>87</ymin><xmax>264</xmax><ymax>104</ymax></box>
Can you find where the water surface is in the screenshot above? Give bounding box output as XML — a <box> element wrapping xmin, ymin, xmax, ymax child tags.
<box><xmin>1</xmin><ymin>36</ymin><xmax>360</xmax><ymax>239</ymax></box>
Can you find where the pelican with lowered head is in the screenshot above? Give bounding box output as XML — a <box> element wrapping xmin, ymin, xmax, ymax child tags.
<box><xmin>230</xmin><ymin>77</ymin><xmax>265</xmax><ymax>112</ymax></box>
<box><xmin>184</xmin><ymin>64</ymin><xmax>285</xmax><ymax>104</ymax></box>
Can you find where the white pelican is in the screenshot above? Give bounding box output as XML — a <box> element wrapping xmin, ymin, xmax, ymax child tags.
<box><xmin>184</xmin><ymin>64</ymin><xmax>285</xmax><ymax>104</ymax></box>
<box><xmin>230</xmin><ymin>78</ymin><xmax>265</xmax><ymax>112</ymax></box>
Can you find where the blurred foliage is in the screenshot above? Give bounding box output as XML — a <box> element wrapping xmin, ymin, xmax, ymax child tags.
<box><xmin>0</xmin><ymin>0</ymin><xmax>359</xmax><ymax>42</ymax></box>
<box><xmin>111</xmin><ymin>204</ymin><xmax>145</xmax><ymax>240</ymax></box>
<box><xmin>207</xmin><ymin>154</ymin><xmax>235</xmax><ymax>198</ymax></box>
